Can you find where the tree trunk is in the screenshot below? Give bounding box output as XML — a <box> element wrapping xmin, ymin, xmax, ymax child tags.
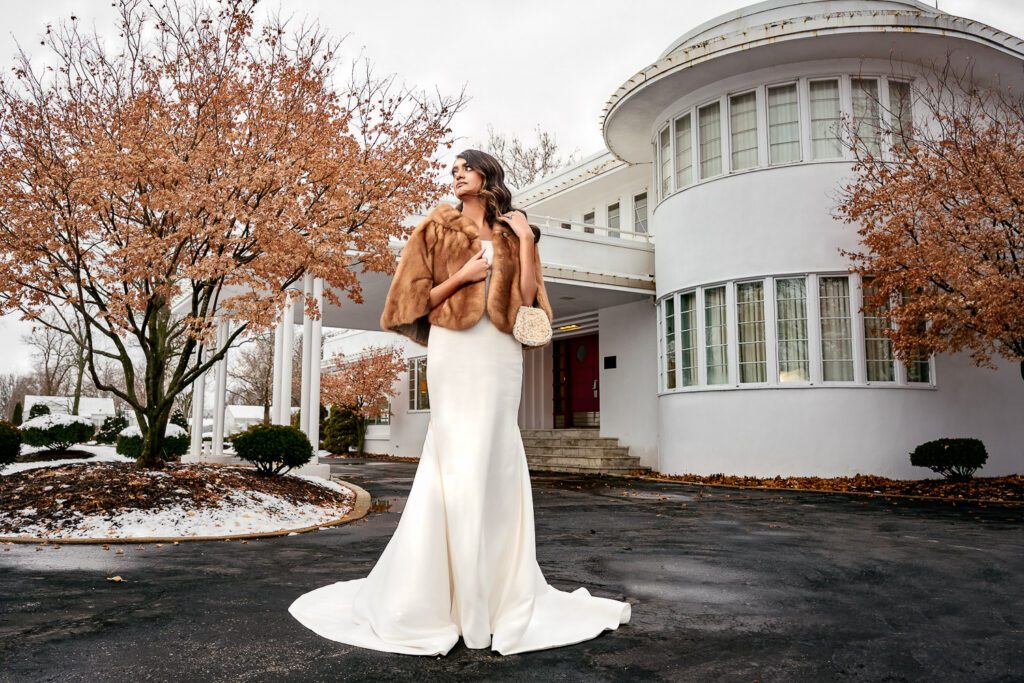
<box><xmin>71</xmin><ymin>346</ymin><xmax>85</xmax><ymax>415</ymax></box>
<box><xmin>138</xmin><ymin>408</ymin><xmax>172</xmax><ymax>469</ymax></box>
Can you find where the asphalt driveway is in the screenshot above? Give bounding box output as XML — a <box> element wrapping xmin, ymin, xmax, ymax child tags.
<box><xmin>1</xmin><ymin>458</ymin><xmax>1022</xmax><ymax>682</ymax></box>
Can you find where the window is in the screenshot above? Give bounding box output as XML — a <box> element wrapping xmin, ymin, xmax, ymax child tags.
<box><xmin>367</xmin><ymin>399</ymin><xmax>391</xmax><ymax>425</ymax></box>
<box><xmin>662</xmin><ymin>297</ymin><xmax>676</xmax><ymax>390</ymax></box>
<box><xmin>659</xmin><ymin>127</ymin><xmax>671</xmax><ymax>200</ymax></box>
<box><xmin>607</xmin><ymin>202</ymin><xmax>620</xmax><ymax>239</ymax></box>
<box><xmin>674</xmin><ymin>114</ymin><xmax>693</xmax><ymax>188</ymax></box>
<box><xmin>819</xmin><ymin>276</ymin><xmax>854</xmax><ymax>381</ymax></box>
<box><xmin>775</xmin><ymin>277</ymin><xmax>809</xmax><ymax>381</ymax></box>
<box><xmin>680</xmin><ymin>292</ymin><xmax>697</xmax><ymax>386</ymax></box>
<box><xmin>560</xmin><ymin>222</ymin><xmax>571</xmax><ymax>230</ymax></box>
<box><xmin>851</xmin><ymin>78</ymin><xmax>882</xmax><ymax>157</ymax></box>
<box><xmin>698</xmin><ymin>101</ymin><xmax>722</xmax><ymax>179</ymax></box>
<box><xmin>809</xmin><ymin>79</ymin><xmax>842</xmax><ymax>159</ymax></box>
<box><xmin>632</xmin><ymin>192</ymin><xmax>648</xmax><ymax>234</ymax></box>
<box><xmin>408</xmin><ymin>357</ymin><xmax>429</xmax><ymax>410</ymax></box>
<box><xmin>767</xmin><ymin>83</ymin><xmax>800</xmax><ymax>164</ymax></box>
<box><xmin>736</xmin><ymin>281</ymin><xmax>767</xmax><ymax>382</ymax></box>
<box><xmin>704</xmin><ymin>286</ymin><xmax>728</xmax><ymax>384</ymax></box>
<box><xmin>888</xmin><ymin>79</ymin><xmax>913</xmax><ymax>155</ymax></box>
<box><xmin>729</xmin><ymin>91</ymin><xmax>758</xmax><ymax>170</ymax></box>
<box><xmin>862</xmin><ymin>276</ymin><xmax>895</xmax><ymax>381</ymax></box>
<box><xmin>583</xmin><ymin>210</ymin><xmax>595</xmax><ymax>235</ymax></box>
<box><xmin>899</xmin><ymin>288</ymin><xmax>931</xmax><ymax>383</ymax></box>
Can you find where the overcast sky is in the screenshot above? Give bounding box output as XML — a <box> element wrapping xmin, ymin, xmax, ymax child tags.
<box><xmin>1</xmin><ymin>0</ymin><xmax>1022</xmax><ymax>376</ymax></box>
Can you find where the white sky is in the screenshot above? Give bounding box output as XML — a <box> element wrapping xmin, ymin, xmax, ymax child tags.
<box><xmin>1</xmin><ymin>0</ymin><xmax>1022</xmax><ymax>375</ymax></box>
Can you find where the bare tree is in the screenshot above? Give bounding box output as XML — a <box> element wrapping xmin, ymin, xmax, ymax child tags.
<box><xmin>23</xmin><ymin>319</ymin><xmax>77</xmax><ymax>397</ymax></box>
<box><xmin>482</xmin><ymin>124</ymin><xmax>580</xmax><ymax>190</ymax></box>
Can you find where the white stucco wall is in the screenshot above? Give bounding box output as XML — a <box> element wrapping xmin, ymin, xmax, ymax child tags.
<box><xmin>597</xmin><ymin>299</ymin><xmax>659</xmax><ymax>468</ymax></box>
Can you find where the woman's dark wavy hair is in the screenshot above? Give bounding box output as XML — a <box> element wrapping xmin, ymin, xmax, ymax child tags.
<box><xmin>453</xmin><ymin>149</ymin><xmax>541</xmax><ymax>244</ymax></box>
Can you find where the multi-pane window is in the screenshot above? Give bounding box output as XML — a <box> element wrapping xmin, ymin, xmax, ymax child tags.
<box><xmin>583</xmin><ymin>210</ymin><xmax>595</xmax><ymax>235</ymax></box>
<box><xmin>367</xmin><ymin>399</ymin><xmax>391</xmax><ymax>425</ymax></box>
<box><xmin>632</xmin><ymin>192</ymin><xmax>648</xmax><ymax>234</ymax></box>
<box><xmin>679</xmin><ymin>292</ymin><xmax>697</xmax><ymax>386</ymax></box>
<box><xmin>767</xmin><ymin>83</ymin><xmax>800</xmax><ymax>164</ymax></box>
<box><xmin>851</xmin><ymin>78</ymin><xmax>882</xmax><ymax>157</ymax></box>
<box><xmin>888</xmin><ymin>79</ymin><xmax>913</xmax><ymax>155</ymax></box>
<box><xmin>662</xmin><ymin>297</ymin><xmax>676</xmax><ymax>390</ymax></box>
<box><xmin>729</xmin><ymin>91</ymin><xmax>758</xmax><ymax>170</ymax></box>
<box><xmin>607</xmin><ymin>202</ymin><xmax>620</xmax><ymax>239</ymax></box>
<box><xmin>900</xmin><ymin>288</ymin><xmax>931</xmax><ymax>383</ymax></box>
<box><xmin>698</xmin><ymin>101</ymin><xmax>722</xmax><ymax>179</ymax></box>
<box><xmin>408</xmin><ymin>357</ymin><xmax>429</xmax><ymax>410</ymax></box>
<box><xmin>674</xmin><ymin>114</ymin><xmax>693</xmax><ymax>188</ymax></box>
<box><xmin>659</xmin><ymin>127</ymin><xmax>671</xmax><ymax>199</ymax></box>
<box><xmin>736</xmin><ymin>281</ymin><xmax>767</xmax><ymax>383</ymax></box>
<box><xmin>775</xmin><ymin>277</ymin><xmax>809</xmax><ymax>382</ymax></box>
<box><xmin>862</xmin><ymin>276</ymin><xmax>895</xmax><ymax>381</ymax></box>
<box><xmin>818</xmin><ymin>276</ymin><xmax>854</xmax><ymax>381</ymax></box>
<box><xmin>704</xmin><ymin>286</ymin><xmax>728</xmax><ymax>384</ymax></box>
<box><xmin>809</xmin><ymin>79</ymin><xmax>842</xmax><ymax>159</ymax></box>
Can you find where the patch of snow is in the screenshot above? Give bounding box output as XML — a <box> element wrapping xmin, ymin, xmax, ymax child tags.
<box><xmin>20</xmin><ymin>413</ymin><xmax>95</xmax><ymax>430</ymax></box>
<box><xmin>1</xmin><ymin>444</ymin><xmax>132</xmax><ymax>476</ymax></box>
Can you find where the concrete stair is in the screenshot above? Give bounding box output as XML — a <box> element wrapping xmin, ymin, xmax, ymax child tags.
<box><xmin>521</xmin><ymin>428</ymin><xmax>650</xmax><ymax>475</ymax></box>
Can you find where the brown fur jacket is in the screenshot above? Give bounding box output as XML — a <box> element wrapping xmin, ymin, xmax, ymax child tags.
<box><xmin>379</xmin><ymin>202</ymin><xmax>555</xmax><ymax>348</ymax></box>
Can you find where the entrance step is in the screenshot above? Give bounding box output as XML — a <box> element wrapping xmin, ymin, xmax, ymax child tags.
<box><xmin>521</xmin><ymin>428</ymin><xmax>650</xmax><ymax>475</ymax></box>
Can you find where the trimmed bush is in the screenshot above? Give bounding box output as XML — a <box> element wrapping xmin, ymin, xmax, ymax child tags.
<box><xmin>20</xmin><ymin>413</ymin><xmax>95</xmax><ymax>451</ymax></box>
<box><xmin>96</xmin><ymin>413</ymin><xmax>130</xmax><ymax>444</ymax></box>
<box><xmin>28</xmin><ymin>403</ymin><xmax>51</xmax><ymax>420</ymax></box>
<box><xmin>11</xmin><ymin>401</ymin><xmax>23</xmax><ymax>426</ymax></box>
<box><xmin>0</xmin><ymin>421</ymin><xmax>22</xmax><ymax>466</ymax></box>
<box><xmin>322</xmin><ymin>405</ymin><xmax>360</xmax><ymax>454</ymax></box>
<box><xmin>910</xmin><ymin>437</ymin><xmax>988</xmax><ymax>481</ymax></box>
<box><xmin>170</xmin><ymin>409</ymin><xmax>188</xmax><ymax>430</ymax></box>
<box><xmin>116</xmin><ymin>424</ymin><xmax>190</xmax><ymax>461</ymax></box>
<box><xmin>230</xmin><ymin>424</ymin><xmax>313</xmax><ymax>475</ymax></box>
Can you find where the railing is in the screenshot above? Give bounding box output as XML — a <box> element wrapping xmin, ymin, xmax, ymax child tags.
<box><xmin>527</xmin><ymin>214</ymin><xmax>654</xmax><ymax>244</ymax></box>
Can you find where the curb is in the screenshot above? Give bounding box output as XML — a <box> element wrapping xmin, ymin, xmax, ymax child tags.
<box><xmin>0</xmin><ymin>478</ymin><xmax>372</xmax><ymax>545</ymax></box>
<box><xmin>602</xmin><ymin>472</ymin><xmax>1024</xmax><ymax>508</ymax></box>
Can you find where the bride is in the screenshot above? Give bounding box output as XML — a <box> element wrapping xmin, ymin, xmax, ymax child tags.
<box><xmin>288</xmin><ymin>149</ymin><xmax>632</xmax><ymax>656</ymax></box>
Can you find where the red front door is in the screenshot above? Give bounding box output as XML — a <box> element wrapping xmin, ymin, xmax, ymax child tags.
<box><xmin>553</xmin><ymin>333</ymin><xmax>599</xmax><ymax>428</ymax></box>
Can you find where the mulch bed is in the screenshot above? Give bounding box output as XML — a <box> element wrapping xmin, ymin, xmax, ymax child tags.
<box><xmin>620</xmin><ymin>471</ymin><xmax>1024</xmax><ymax>504</ymax></box>
<box><xmin>0</xmin><ymin>461</ymin><xmax>352</xmax><ymax>535</ymax></box>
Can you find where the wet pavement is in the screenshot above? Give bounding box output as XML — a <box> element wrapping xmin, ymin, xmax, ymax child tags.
<box><xmin>1</xmin><ymin>458</ymin><xmax>1022</xmax><ymax>682</ymax></box>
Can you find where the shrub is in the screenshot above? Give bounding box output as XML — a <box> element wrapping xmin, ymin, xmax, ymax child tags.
<box><xmin>0</xmin><ymin>421</ymin><xmax>22</xmax><ymax>466</ymax></box>
<box><xmin>116</xmin><ymin>424</ymin><xmax>190</xmax><ymax>461</ymax></box>
<box><xmin>11</xmin><ymin>401</ymin><xmax>23</xmax><ymax>426</ymax></box>
<box><xmin>20</xmin><ymin>414</ymin><xmax>95</xmax><ymax>451</ymax></box>
<box><xmin>910</xmin><ymin>438</ymin><xmax>988</xmax><ymax>481</ymax></box>
<box><xmin>170</xmin><ymin>409</ymin><xmax>188</xmax><ymax>430</ymax></box>
<box><xmin>28</xmin><ymin>403</ymin><xmax>51</xmax><ymax>420</ymax></box>
<box><xmin>230</xmin><ymin>424</ymin><xmax>313</xmax><ymax>475</ymax></box>
<box><xmin>96</xmin><ymin>413</ymin><xmax>130</xmax><ymax>444</ymax></box>
<box><xmin>322</xmin><ymin>405</ymin><xmax>360</xmax><ymax>454</ymax></box>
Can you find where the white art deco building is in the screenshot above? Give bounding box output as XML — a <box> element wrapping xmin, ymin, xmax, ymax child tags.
<box><xmin>230</xmin><ymin>0</ymin><xmax>1024</xmax><ymax>479</ymax></box>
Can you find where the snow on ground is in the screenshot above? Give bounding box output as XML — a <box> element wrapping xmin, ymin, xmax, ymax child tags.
<box><xmin>1</xmin><ymin>444</ymin><xmax>133</xmax><ymax>475</ymax></box>
<box><xmin>1</xmin><ymin>444</ymin><xmax>355</xmax><ymax>540</ymax></box>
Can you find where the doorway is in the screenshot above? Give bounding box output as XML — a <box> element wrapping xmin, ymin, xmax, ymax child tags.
<box><xmin>553</xmin><ymin>333</ymin><xmax>599</xmax><ymax>428</ymax></box>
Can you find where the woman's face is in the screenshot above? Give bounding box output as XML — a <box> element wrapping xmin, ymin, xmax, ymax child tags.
<box><xmin>452</xmin><ymin>157</ymin><xmax>486</xmax><ymax>199</ymax></box>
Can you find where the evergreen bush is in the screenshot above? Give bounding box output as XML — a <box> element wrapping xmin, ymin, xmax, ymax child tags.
<box><xmin>910</xmin><ymin>437</ymin><xmax>988</xmax><ymax>481</ymax></box>
<box><xmin>116</xmin><ymin>424</ymin><xmax>190</xmax><ymax>461</ymax></box>
<box><xmin>28</xmin><ymin>403</ymin><xmax>51</xmax><ymax>420</ymax></box>
<box><xmin>322</xmin><ymin>405</ymin><xmax>360</xmax><ymax>454</ymax></box>
<box><xmin>230</xmin><ymin>423</ymin><xmax>313</xmax><ymax>475</ymax></box>
<box><xmin>0</xmin><ymin>421</ymin><xmax>22</xmax><ymax>466</ymax></box>
<box><xmin>96</xmin><ymin>413</ymin><xmax>130</xmax><ymax>444</ymax></box>
<box><xmin>20</xmin><ymin>414</ymin><xmax>95</xmax><ymax>451</ymax></box>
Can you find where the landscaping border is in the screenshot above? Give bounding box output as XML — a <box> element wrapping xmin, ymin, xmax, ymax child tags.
<box><xmin>0</xmin><ymin>478</ymin><xmax>371</xmax><ymax>545</ymax></box>
<box><xmin>604</xmin><ymin>471</ymin><xmax>1024</xmax><ymax>507</ymax></box>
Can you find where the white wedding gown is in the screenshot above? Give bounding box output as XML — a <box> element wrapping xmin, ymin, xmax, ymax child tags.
<box><xmin>288</xmin><ymin>240</ymin><xmax>631</xmax><ymax>656</ymax></box>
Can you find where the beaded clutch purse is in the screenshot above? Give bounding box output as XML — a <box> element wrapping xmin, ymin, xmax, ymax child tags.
<box><xmin>512</xmin><ymin>305</ymin><xmax>552</xmax><ymax>347</ymax></box>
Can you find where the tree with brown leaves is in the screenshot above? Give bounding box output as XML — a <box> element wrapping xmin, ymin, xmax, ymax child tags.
<box><xmin>320</xmin><ymin>344</ymin><xmax>405</xmax><ymax>455</ymax></box>
<box><xmin>837</xmin><ymin>58</ymin><xmax>1024</xmax><ymax>380</ymax></box>
<box><xmin>0</xmin><ymin>0</ymin><xmax>466</xmax><ymax>466</ymax></box>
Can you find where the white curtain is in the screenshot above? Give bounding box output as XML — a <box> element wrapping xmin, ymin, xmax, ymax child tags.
<box><xmin>862</xmin><ymin>277</ymin><xmax>895</xmax><ymax>381</ymax></box>
<box><xmin>775</xmin><ymin>278</ymin><xmax>809</xmax><ymax>381</ymax></box>
<box><xmin>730</xmin><ymin>92</ymin><xmax>758</xmax><ymax>170</ymax></box>
<box><xmin>674</xmin><ymin>114</ymin><xmax>693</xmax><ymax>188</ymax></box>
<box><xmin>737</xmin><ymin>282</ymin><xmax>767</xmax><ymax>383</ymax></box>
<box><xmin>659</xmin><ymin>127</ymin><xmax>671</xmax><ymax>199</ymax></box>
<box><xmin>852</xmin><ymin>78</ymin><xmax>881</xmax><ymax>156</ymax></box>
<box><xmin>819</xmin><ymin>276</ymin><xmax>854</xmax><ymax>381</ymax></box>
<box><xmin>704</xmin><ymin>286</ymin><xmax>728</xmax><ymax>384</ymax></box>
<box><xmin>768</xmin><ymin>84</ymin><xmax>800</xmax><ymax>164</ymax></box>
<box><xmin>810</xmin><ymin>79</ymin><xmax>842</xmax><ymax>159</ymax></box>
<box><xmin>680</xmin><ymin>292</ymin><xmax>697</xmax><ymax>386</ymax></box>
<box><xmin>699</xmin><ymin>102</ymin><xmax>722</xmax><ymax>179</ymax></box>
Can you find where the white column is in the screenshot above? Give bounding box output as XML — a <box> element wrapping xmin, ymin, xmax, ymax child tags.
<box><xmin>212</xmin><ymin>319</ymin><xmax>229</xmax><ymax>456</ymax></box>
<box><xmin>308</xmin><ymin>278</ymin><xmax>324</xmax><ymax>453</ymax></box>
<box><xmin>190</xmin><ymin>354</ymin><xmax>207</xmax><ymax>458</ymax></box>
<box><xmin>299</xmin><ymin>273</ymin><xmax>314</xmax><ymax>437</ymax></box>
<box><xmin>280</xmin><ymin>296</ymin><xmax>295</xmax><ymax>426</ymax></box>
<box><xmin>271</xmin><ymin>306</ymin><xmax>285</xmax><ymax>424</ymax></box>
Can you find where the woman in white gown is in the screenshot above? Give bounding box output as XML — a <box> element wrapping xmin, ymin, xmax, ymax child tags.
<box><xmin>288</xmin><ymin>150</ymin><xmax>631</xmax><ymax>656</ymax></box>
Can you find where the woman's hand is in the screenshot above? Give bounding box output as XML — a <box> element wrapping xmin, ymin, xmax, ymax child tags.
<box><xmin>456</xmin><ymin>247</ymin><xmax>489</xmax><ymax>284</ymax></box>
<box><xmin>501</xmin><ymin>209</ymin><xmax>534</xmax><ymax>241</ymax></box>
